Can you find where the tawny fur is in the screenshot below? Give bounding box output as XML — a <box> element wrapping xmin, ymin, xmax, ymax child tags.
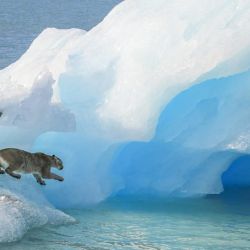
<box><xmin>0</xmin><ymin>148</ymin><xmax>64</xmax><ymax>185</ymax></box>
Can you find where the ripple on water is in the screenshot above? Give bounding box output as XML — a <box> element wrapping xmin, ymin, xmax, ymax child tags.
<box><xmin>1</xmin><ymin>194</ymin><xmax>249</xmax><ymax>250</ymax></box>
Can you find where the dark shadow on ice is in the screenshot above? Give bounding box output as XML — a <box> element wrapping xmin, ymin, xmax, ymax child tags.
<box><xmin>222</xmin><ymin>154</ymin><xmax>250</xmax><ymax>188</ymax></box>
<box><xmin>108</xmin><ymin>70</ymin><xmax>250</xmax><ymax>201</ymax></box>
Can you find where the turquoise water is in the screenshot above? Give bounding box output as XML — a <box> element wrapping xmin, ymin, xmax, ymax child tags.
<box><xmin>2</xmin><ymin>191</ymin><xmax>250</xmax><ymax>250</ymax></box>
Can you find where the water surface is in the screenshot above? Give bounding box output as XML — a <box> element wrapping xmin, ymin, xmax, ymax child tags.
<box><xmin>0</xmin><ymin>0</ymin><xmax>122</xmax><ymax>69</ymax></box>
<box><xmin>2</xmin><ymin>192</ymin><xmax>250</xmax><ymax>250</ymax></box>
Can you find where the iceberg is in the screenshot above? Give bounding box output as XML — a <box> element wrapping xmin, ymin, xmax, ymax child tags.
<box><xmin>0</xmin><ymin>178</ymin><xmax>75</xmax><ymax>243</ymax></box>
<box><xmin>0</xmin><ymin>0</ymin><xmax>250</xmax><ymax>242</ymax></box>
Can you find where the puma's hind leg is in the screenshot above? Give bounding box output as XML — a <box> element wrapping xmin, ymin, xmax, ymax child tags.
<box><xmin>5</xmin><ymin>167</ymin><xmax>21</xmax><ymax>179</ymax></box>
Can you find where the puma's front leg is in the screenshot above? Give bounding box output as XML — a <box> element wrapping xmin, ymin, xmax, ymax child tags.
<box><xmin>50</xmin><ymin>173</ymin><xmax>64</xmax><ymax>182</ymax></box>
<box><xmin>33</xmin><ymin>174</ymin><xmax>46</xmax><ymax>185</ymax></box>
<box><xmin>42</xmin><ymin>171</ymin><xmax>64</xmax><ymax>182</ymax></box>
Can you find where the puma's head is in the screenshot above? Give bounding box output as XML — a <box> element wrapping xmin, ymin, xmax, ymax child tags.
<box><xmin>51</xmin><ymin>155</ymin><xmax>64</xmax><ymax>170</ymax></box>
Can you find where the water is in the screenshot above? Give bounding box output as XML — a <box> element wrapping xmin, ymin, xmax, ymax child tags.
<box><xmin>0</xmin><ymin>0</ymin><xmax>122</xmax><ymax>69</ymax></box>
<box><xmin>1</xmin><ymin>192</ymin><xmax>250</xmax><ymax>250</ymax></box>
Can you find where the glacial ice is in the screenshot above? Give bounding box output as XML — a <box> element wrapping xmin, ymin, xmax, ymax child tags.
<box><xmin>0</xmin><ymin>178</ymin><xmax>75</xmax><ymax>243</ymax></box>
<box><xmin>0</xmin><ymin>0</ymin><xmax>250</xmax><ymax>242</ymax></box>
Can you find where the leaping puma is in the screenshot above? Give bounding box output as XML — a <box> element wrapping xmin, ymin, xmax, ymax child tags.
<box><xmin>0</xmin><ymin>148</ymin><xmax>64</xmax><ymax>185</ymax></box>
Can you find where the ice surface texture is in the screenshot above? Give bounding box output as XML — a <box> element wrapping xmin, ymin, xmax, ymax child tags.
<box><xmin>0</xmin><ymin>178</ymin><xmax>75</xmax><ymax>243</ymax></box>
<box><xmin>0</xmin><ymin>0</ymin><xmax>250</xmax><ymax>241</ymax></box>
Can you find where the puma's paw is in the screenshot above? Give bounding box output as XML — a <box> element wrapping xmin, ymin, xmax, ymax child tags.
<box><xmin>38</xmin><ymin>180</ymin><xmax>46</xmax><ymax>185</ymax></box>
